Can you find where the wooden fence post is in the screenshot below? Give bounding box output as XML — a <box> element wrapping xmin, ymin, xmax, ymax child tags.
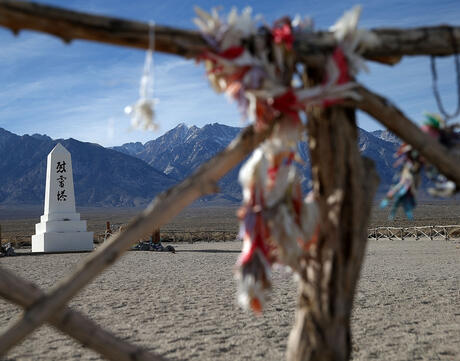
<box><xmin>152</xmin><ymin>229</ymin><xmax>160</xmax><ymax>243</ymax></box>
<box><xmin>103</xmin><ymin>221</ymin><xmax>112</xmax><ymax>243</ymax></box>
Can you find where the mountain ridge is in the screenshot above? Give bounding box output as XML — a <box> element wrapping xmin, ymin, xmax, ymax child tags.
<box><xmin>113</xmin><ymin>123</ymin><xmax>399</xmax><ymax>194</ymax></box>
<box><xmin>0</xmin><ymin>123</ymin><xmax>400</xmax><ymax>206</ymax></box>
<box><xmin>0</xmin><ymin>130</ymin><xmax>176</xmax><ymax>206</ymax></box>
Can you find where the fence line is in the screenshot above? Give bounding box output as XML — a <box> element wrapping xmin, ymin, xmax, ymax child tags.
<box><xmin>94</xmin><ymin>223</ymin><xmax>238</xmax><ymax>243</ymax></box>
<box><xmin>2</xmin><ymin>224</ymin><xmax>460</xmax><ymax>246</ymax></box>
<box><xmin>368</xmin><ymin>225</ymin><xmax>460</xmax><ymax>241</ymax></box>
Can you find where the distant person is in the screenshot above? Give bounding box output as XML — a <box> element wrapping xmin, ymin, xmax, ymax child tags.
<box><xmin>380</xmin><ymin>156</ymin><xmax>420</xmax><ymax>221</ymax></box>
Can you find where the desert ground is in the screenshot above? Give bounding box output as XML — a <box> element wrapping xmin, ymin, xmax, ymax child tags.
<box><xmin>0</xmin><ymin>239</ymin><xmax>459</xmax><ymax>360</ymax></box>
<box><xmin>0</xmin><ymin>203</ymin><xmax>459</xmax><ymax>360</ymax></box>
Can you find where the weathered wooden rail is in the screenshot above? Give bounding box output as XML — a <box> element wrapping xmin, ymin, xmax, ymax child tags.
<box><xmin>159</xmin><ymin>230</ymin><xmax>237</xmax><ymax>242</ymax></box>
<box><xmin>99</xmin><ymin>223</ymin><xmax>460</xmax><ymax>244</ymax></box>
<box><xmin>5</xmin><ymin>224</ymin><xmax>459</xmax><ymax>247</ymax></box>
<box><xmin>96</xmin><ymin>228</ymin><xmax>238</xmax><ymax>243</ymax></box>
<box><xmin>93</xmin><ymin>222</ymin><xmax>238</xmax><ymax>243</ymax></box>
<box><xmin>368</xmin><ymin>225</ymin><xmax>460</xmax><ymax>241</ymax></box>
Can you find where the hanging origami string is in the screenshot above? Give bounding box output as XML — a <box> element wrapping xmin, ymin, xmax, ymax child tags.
<box><xmin>235</xmin><ymin>122</ymin><xmax>319</xmax><ymax>313</ymax></box>
<box><xmin>430</xmin><ymin>27</ymin><xmax>460</xmax><ymax>121</ymax></box>
<box><xmin>193</xmin><ymin>6</ymin><xmax>375</xmax><ymax>314</ymax></box>
<box><xmin>379</xmin><ymin>146</ymin><xmax>421</xmax><ymax>221</ymax></box>
<box><xmin>193</xmin><ymin>6</ymin><xmax>375</xmax><ymax>131</ymax></box>
<box><xmin>125</xmin><ymin>21</ymin><xmax>159</xmax><ymax>131</ymax></box>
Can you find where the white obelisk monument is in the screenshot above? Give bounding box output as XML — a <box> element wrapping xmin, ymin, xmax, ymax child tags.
<box><xmin>32</xmin><ymin>143</ymin><xmax>93</xmax><ymax>252</ymax></box>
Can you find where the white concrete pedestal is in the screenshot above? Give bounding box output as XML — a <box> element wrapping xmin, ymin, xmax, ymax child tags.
<box><xmin>32</xmin><ymin>213</ymin><xmax>93</xmax><ymax>252</ymax></box>
<box><xmin>32</xmin><ymin>143</ymin><xmax>93</xmax><ymax>253</ymax></box>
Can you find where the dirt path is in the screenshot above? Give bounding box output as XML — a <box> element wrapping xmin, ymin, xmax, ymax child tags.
<box><xmin>0</xmin><ymin>239</ymin><xmax>459</xmax><ymax>360</ymax></box>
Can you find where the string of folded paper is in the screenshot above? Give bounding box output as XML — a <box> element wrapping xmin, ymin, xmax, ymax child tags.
<box><xmin>194</xmin><ymin>6</ymin><xmax>374</xmax><ymax>313</ymax></box>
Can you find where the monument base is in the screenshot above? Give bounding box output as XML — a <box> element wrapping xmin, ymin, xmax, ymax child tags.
<box><xmin>32</xmin><ymin>231</ymin><xmax>93</xmax><ymax>253</ymax></box>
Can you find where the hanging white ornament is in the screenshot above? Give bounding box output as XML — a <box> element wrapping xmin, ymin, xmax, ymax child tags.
<box><xmin>125</xmin><ymin>21</ymin><xmax>159</xmax><ymax>131</ymax></box>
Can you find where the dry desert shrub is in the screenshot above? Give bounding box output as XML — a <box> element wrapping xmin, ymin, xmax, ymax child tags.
<box><xmin>160</xmin><ymin>230</ymin><xmax>237</xmax><ymax>243</ymax></box>
<box><xmin>448</xmin><ymin>226</ymin><xmax>460</xmax><ymax>237</ymax></box>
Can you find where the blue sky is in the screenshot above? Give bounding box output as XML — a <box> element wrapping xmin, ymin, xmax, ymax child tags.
<box><xmin>0</xmin><ymin>0</ymin><xmax>459</xmax><ymax>146</ymax></box>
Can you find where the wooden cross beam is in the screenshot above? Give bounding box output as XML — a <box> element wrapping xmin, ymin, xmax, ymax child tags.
<box><xmin>0</xmin><ymin>0</ymin><xmax>459</xmax><ymax>65</ymax></box>
<box><xmin>0</xmin><ymin>266</ymin><xmax>167</xmax><ymax>361</ymax></box>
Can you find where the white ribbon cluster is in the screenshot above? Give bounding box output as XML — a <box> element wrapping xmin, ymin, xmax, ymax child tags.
<box><xmin>194</xmin><ymin>6</ymin><xmax>259</xmax><ymax>50</ymax></box>
<box><xmin>194</xmin><ymin>6</ymin><xmax>381</xmax><ymax>313</ymax></box>
<box><xmin>125</xmin><ymin>22</ymin><xmax>159</xmax><ymax>131</ymax></box>
<box><xmin>195</xmin><ymin>6</ymin><xmax>378</xmax><ymax>124</ymax></box>
<box><xmin>297</xmin><ymin>6</ymin><xmax>381</xmax><ymax>105</ymax></box>
<box><xmin>236</xmin><ymin>123</ymin><xmax>319</xmax><ymax>312</ymax></box>
<box><xmin>330</xmin><ymin>5</ymin><xmax>380</xmax><ymax>76</ymax></box>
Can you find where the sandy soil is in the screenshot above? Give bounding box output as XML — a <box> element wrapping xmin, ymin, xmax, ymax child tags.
<box><xmin>0</xmin><ymin>239</ymin><xmax>459</xmax><ymax>361</ymax></box>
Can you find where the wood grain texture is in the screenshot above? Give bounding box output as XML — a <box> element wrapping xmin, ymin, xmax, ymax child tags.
<box><xmin>286</xmin><ymin>64</ymin><xmax>379</xmax><ymax>360</ymax></box>
<box><xmin>0</xmin><ymin>1</ymin><xmax>459</xmax><ymax>64</ymax></box>
<box><xmin>0</xmin><ymin>0</ymin><xmax>207</xmax><ymax>57</ymax></box>
<box><xmin>287</xmin><ymin>104</ymin><xmax>379</xmax><ymax>361</ymax></box>
<box><xmin>295</xmin><ymin>26</ymin><xmax>460</xmax><ymax>65</ymax></box>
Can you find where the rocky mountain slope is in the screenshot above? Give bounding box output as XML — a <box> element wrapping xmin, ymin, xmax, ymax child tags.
<box><xmin>115</xmin><ymin>123</ymin><xmax>399</xmax><ymax>196</ymax></box>
<box><xmin>0</xmin><ymin>128</ymin><xmax>176</xmax><ymax>206</ymax></box>
<box><xmin>0</xmin><ymin>123</ymin><xmax>400</xmax><ymax>206</ymax></box>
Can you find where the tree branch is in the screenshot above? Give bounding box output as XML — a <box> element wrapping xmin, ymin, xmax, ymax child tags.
<box><xmin>349</xmin><ymin>85</ymin><xmax>460</xmax><ymax>187</ymax></box>
<box><xmin>0</xmin><ymin>0</ymin><xmax>207</xmax><ymax>57</ymax></box>
<box><xmin>0</xmin><ymin>266</ymin><xmax>168</xmax><ymax>361</ymax></box>
<box><xmin>0</xmin><ymin>122</ymin><xmax>275</xmax><ymax>357</ymax></box>
<box><xmin>0</xmin><ymin>0</ymin><xmax>459</xmax><ymax>65</ymax></box>
<box><xmin>295</xmin><ymin>26</ymin><xmax>460</xmax><ymax>65</ymax></box>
